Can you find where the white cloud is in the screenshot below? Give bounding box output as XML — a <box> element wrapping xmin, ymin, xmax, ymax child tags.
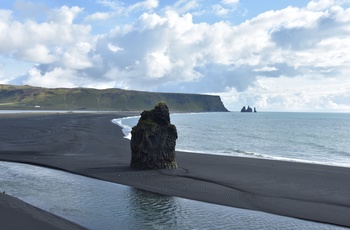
<box><xmin>96</xmin><ymin>0</ymin><xmax>123</xmax><ymax>10</ymax></box>
<box><xmin>307</xmin><ymin>0</ymin><xmax>335</xmax><ymax>11</ymax></box>
<box><xmin>0</xmin><ymin>5</ymin><xmax>93</xmax><ymax>76</ymax></box>
<box><xmin>221</xmin><ymin>0</ymin><xmax>239</xmax><ymax>6</ymax></box>
<box><xmin>220</xmin><ymin>75</ymin><xmax>350</xmax><ymax>112</ymax></box>
<box><xmin>85</xmin><ymin>12</ymin><xmax>112</xmax><ymax>21</ymax></box>
<box><xmin>1</xmin><ymin>2</ymin><xmax>350</xmax><ymax>111</ymax></box>
<box><xmin>0</xmin><ymin>7</ymin><xmax>91</xmax><ymax>54</ymax></box>
<box><xmin>25</xmin><ymin>67</ymin><xmax>78</xmax><ymax>88</ymax></box>
<box><xmin>138</xmin><ymin>12</ymin><xmax>167</xmax><ymax>29</ymax></box>
<box><xmin>62</xmin><ymin>42</ymin><xmax>93</xmax><ymax>69</ymax></box>
<box><xmin>145</xmin><ymin>50</ymin><xmax>173</xmax><ymax>78</ymax></box>
<box><xmin>19</xmin><ymin>44</ymin><xmax>56</xmax><ymax>63</ymax></box>
<box><xmin>97</xmin><ymin>0</ymin><xmax>158</xmax><ymax>13</ymax></box>
<box><xmin>84</xmin><ymin>0</ymin><xmax>160</xmax><ymax>27</ymax></box>
<box><xmin>169</xmin><ymin>0</ymin><xmax>200</xmax><ymax>14</ymax></box>
<box><xmin>0</xmin><ymin>62</ymin><xmax>4</xmax><ymax>82</ymax></box>
<box><xmin>107</xmin><ymin>43</ymin><xmax>123</xmax><ymax>52</ymax></box>
<box><xmin>253</xmin><ymin>66</ymin><xmax>278</xmax><ymax>72</ymax></box>
<box><xmin>213</xmin><ymin>4</ymin><xmax>230</xmax><ymax>16</ymax></box>
<box><xmin>89</xmin><ymin>10</ymin><xmax>205</xmax><ymax>89</ymax></box>
<box><xmin>48</xmin><ymin>6</ymin><xmax>83</xmax><ymax>24</ymax></box>
<box><xmin>128</xmin><ymin>0</ymin><xmax>159</xmax><ymax>11</ymax></box>
<box><xmin>212</xmin><ymin>0</ymin><xmax>239</xmax><ymax>17</ymax></box>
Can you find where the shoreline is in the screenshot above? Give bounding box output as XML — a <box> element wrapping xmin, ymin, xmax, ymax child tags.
<box><xmin>1</xmin><ymin>112</ymin><xmax>350</xmax><ymax>228</ymax></box>
<box><xmin>0</xmin><ymin>193</ymin><xmax>86</xmax><ymax>230</ymax></box>
<box><xmin>116</xmin><ymin>114</ymin><xmax>350</xmax><ymax>169</ymax></box>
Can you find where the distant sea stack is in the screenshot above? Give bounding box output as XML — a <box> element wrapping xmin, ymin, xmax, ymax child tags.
<box><xmin>130</xmin><ymin>102</ymin><xmax>178</xmax><ymax>170</ymax></box>
<box><xmin>241</xmin><ymin>106</ymin><xmax>257</xmax><ymax>113</ymax></box>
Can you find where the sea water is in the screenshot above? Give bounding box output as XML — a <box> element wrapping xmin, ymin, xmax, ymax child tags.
<box><xmin>1</xmin><ymin>161</ymin><xmax>346</xmax><ymax>230</ymax></box>
<box><xmin>116</xmin><ymin>112</ymin><xmax>350</xmax><ymax>168</ymax></box>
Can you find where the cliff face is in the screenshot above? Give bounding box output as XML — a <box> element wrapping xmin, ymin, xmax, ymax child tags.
<box><xmin>0</xmin><ymin>84</ymin><xmax>228</xmax><ymax>112</ymax></box>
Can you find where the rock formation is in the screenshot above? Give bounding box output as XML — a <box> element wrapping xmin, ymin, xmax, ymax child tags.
<box><xmin>241</xmin><ymin>106</ymin><xmax>253</xmax><ymax>112</ymax></box>
<box><xmin>130</xmin><ymin>102</ymin><xmax>178</xmax><ymax>169</ymax></box>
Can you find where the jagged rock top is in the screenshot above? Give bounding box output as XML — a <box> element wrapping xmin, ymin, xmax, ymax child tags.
<box><xmin>139</xmin><ymin>102</ymin><xmax>171</xmax><ymax>126</ymax></box>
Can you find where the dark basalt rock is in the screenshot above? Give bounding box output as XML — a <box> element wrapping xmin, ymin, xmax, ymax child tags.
<box><xmin>130</xmin><ymin>102</ymin><xmax>178</xmax><ymax>169</ymax></box>
<box><xmin>241</xmin><ymin>106</ymin><xmax>253</xmax><ymax>112</ymax></box>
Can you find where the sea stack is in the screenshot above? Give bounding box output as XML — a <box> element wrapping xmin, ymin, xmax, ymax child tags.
<box><xmin>241</xmin><ymin>106</ymin><xmax>253</xmax><ymax>112</ymax></box>
<box><xmin>130</xmin><ymin>102</ymin><xmax>178</xmax><ymax>169</ymax></box>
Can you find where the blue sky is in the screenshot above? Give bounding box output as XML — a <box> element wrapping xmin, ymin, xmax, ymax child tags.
<box><xmin>1</xmin><ymin>0</ymin><xmax>350</xmax><ymax>111</ymax></box>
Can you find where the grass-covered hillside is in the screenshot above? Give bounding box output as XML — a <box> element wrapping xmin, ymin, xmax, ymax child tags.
<box><xmin>0</xmin><ymin>84</ymin><xmax>228</xmax><ymax>112</ymax></box>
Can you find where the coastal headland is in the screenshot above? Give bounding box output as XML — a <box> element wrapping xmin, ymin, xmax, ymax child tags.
<box><xmin>1</xmin><ymin>112</ymin><xmax>350</xmax><ymax>228</ymax></box>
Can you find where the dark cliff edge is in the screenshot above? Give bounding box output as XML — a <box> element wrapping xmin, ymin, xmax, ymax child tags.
<box><xmin>0</xmin><ymin>84</ymin><xmax>228</xmax><ymax>112</ymax></box>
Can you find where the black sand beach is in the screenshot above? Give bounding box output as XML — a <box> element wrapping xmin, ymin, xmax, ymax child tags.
<box><xmin>1</xmin><ymin>112</ymin><xmax>350</xmax><ymax>228</ymax></box>
<box><xmin>0</xmin><ymin>192</ymin><xmax>86</xmax><ymax>230</ymax></box>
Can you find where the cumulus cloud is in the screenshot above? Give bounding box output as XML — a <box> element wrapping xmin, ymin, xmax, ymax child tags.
<box><xmin>222</xmin><ymin>0</ymin><xmax>239</xmax><ymax>5</ymax></box>
<box><xmin>0</xmin><ymin>6</ymin><xmax>94</xmax><ymax>86</ymax></box>
<box><xmin>212</xmin><ymin>0</ymin><xmax>239</xmax><ymax>17</ymax></box>
<box><xmin>213</xmin><ymin>4</ymin><xmax>230</xmax><ymax>16</ymax></box>
<box><xmin>220</xmin><ymin>75</ymin><xmax>350</xmax><ymax>112</ymax></box>
<box><xmin>48</xmin><ymin>5</ymin><xmax>83</xmax><ymax>23</ymax></box>
<box><xmin>253</xmin><ymin>66</ymin><xmax>278</xmax><ymax>72</ymax></box>
<box><xmin>25</xmin><ymin>66</ymin><xmax>78</xmax><ymax>88</ymax></box>
<box><xmin>168</xmin><ymin>0</ymin><xmax>200</xmax><ymax>14</ymax></box>
<box><xmin>1</xmin><ymin>1</ymin><xmax>350</xmax><ymax>111</ymax></box>
<box><xmin>129</xmin><ymin>0</ymin><xmax>159</xmax><ymax>11</ymax></box>
<box><xmin>0</xmin><ymin>6</ymin><xmax>91</xmax><ymax>54</ymax></box>
<box><xmin>19</xmin><ymin>44</ymin><xmax>56</xmax><ymax>63</ymax></box>
<box><xmin>307</xmin><ymin>0</ymin><xmax>335</xmax><ymax>11</ymax></box>
<box><xmin>96</xmin><ymin>0</ymin><xmax>158</xmax><ymax>15</ymax></box>
<box><xmin>85</xmin><ymin>12</ymin><xmax>112</xmax><ymax>21</ymax></box>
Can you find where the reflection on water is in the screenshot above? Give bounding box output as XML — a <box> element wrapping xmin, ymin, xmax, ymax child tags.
<box><xmin>128</xmin><ymin>189</ymin><xmax>181</xmax><ymax>229</ymax></box>
<box><xmin>0</xmin><ymin>161</ymin><xmax>347</xmax><ymax>230</ymax></box>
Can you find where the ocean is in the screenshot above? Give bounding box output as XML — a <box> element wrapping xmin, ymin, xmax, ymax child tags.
<box><xmin>115</xmin><ymin>112</ymin><xmax>350</xmax><ymax>168</ymax></box>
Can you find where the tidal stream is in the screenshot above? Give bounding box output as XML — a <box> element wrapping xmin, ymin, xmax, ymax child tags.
<box><xmin>0</xmin><ymin>161</ymin><xmax>346</xmax><ymax>229</ymax></box>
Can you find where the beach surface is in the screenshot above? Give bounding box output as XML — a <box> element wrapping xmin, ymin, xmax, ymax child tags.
<box><xmin>1</xmin><ymin>112</ymin><xmax>350</xmax><ymax>228</ymax></box>
<box><xmin>0</xmin><ymin>192</ymin><xmax>86</xmax><ymax>230</ymax></box>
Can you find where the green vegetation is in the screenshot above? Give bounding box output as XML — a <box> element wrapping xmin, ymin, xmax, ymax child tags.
<box><xmin>0</xmin><ymin>84</ymin><xmax>228</xmax><ymax>112</ymax></box>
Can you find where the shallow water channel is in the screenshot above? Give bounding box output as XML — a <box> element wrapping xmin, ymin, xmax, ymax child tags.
<box><xmin>0</xmin><ymin>161</ymin><xmax>346</xmax><ymax>230</ymax></box>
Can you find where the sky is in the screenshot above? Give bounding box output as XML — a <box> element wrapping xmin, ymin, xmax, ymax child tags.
<box><xmin>1</xmin><ymin>0</ymin><xmax>350</xmax><ymax>112</ymax></box>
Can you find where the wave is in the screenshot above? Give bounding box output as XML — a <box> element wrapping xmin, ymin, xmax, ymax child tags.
<box><xmin>111</xmin><ymin>113</ymin><xmax>199</xmax><ymax>140</ymax></box>
<box><xmin>112</xmin><ymin>116</ymin><xmax>139</xmax><ymax>140</ymax></box>
<box><xmin>176</xmin><ymin>148</ymin><xmax>350</xmax><ymax>168</ymax></box>
<box><xmin>175</xmin><ymin>147</ymin><xmax>269</xmax><ymax>159</ymax></box>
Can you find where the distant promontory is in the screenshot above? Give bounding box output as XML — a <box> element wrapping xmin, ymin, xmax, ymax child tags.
<box><xmin>0</xmin><ymin>84</ymin><xmax>228</xmax><ymax>112</ymax></box>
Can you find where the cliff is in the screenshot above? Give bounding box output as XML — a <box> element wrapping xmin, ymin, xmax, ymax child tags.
<box><xmin>0</xmin><ymin>84</ymin><xmax>228</xmax><ymax>112</ymax></box>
